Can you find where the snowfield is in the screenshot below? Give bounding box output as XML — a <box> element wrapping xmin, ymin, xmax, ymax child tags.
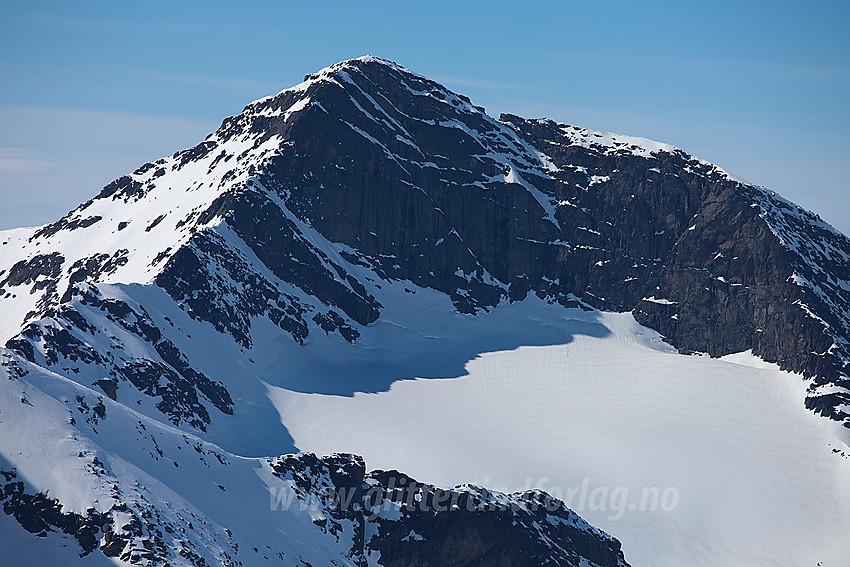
<box><xmin>267</xmin><ymin>302</ymin><xmax>850</xmax><ymax>567</ymax></box>
<box><xmin>3</xmin><ymin>56</ymin><xmax>850</xmax><ymax>566</ymax></box>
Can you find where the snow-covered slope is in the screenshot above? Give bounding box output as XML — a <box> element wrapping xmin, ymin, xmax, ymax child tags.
<box><xmin>267</xmin><ymin>304</ymin><xmax>850</xmax><ymax>567</ymax></box>
<box><xmin>0</xmin><ymin>341</ymin><xmax>630</xmax><ymax>567</ymax></box>
<box><xmin>2</xmin><ymin>56</ymin><xmax>850</xmax><ymax>566</ymax></box>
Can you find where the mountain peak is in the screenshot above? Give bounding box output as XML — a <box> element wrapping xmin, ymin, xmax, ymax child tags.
<box><xmin>3</xmin><ymin>56</ymin><xmax>850</xmax><ymax>567</ymax></box>
<box><xmin>241</xmin><ymin>55</ymin><xmax>442</xmax><ymax>118</ymax></box>
<box><xmin>1</xmin><ymin>56</ymin><xmax>848</xmax><ymax>429</ymax></box>
<box><xmin>303</xmin><ymin>55</ymin><xmax>417</xmax><ymax>81</ymax></box>
<box><xmin>239</xmin><ymin>54</ymin><xmax>477</xmax><ymax>127</ymax></box>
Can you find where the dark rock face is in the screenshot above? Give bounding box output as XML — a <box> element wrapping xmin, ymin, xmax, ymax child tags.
<box><xmin>1</xmin><ymin>252</ymin><xmax>65</xmax><ymax>290</ymax></box>
<box><xmin>233</xmin><ymin>57</ymin><xmax>849</xmax><ymax>424</ymax></box>
<box><xmin>0</xmin><ymin>464</ymin><xmax>218</xmax><ymax>566</ymax></box>
<box><xmin>217</xmin><ymin>185</ymin><xmax>381</xmax><ymax>327</ymax></box>
<box><xmin>1</xmin><ymin>469</ymin><xmax>110</xmax><ymax>557</ymax></box>
<box><xmin>269</xmin><ymin>453</ymin><xmax>629</xmax><ymax>567</ymax></box>
<box><xmin>3</xmin><ymin>56</ymin><xmax>850</xmax><ymax>567</ymax></box>
<box><xmin>8</xmin><ymin>284</ymin><xmax>233</xmax><ymax>430</ymax></box>
<box><xmin>30</xmin><ymin>215</ymin><xmax>102</xmax><ymax>241</ymax></box>
<box><xmin>156</xmin><ymin>229</ymin><xmax>312</xmax><ymax>348</ymax></box>
<box><xmin>369</xmin><ymin>482</ymin><xmax>626</xmax><ymax>567</ymax></box>
<box><xmin>4</xmin><ymin>57</ymin><xmax>850</xmax><ymax>431</ymax></box>
<box><xmin>1</xmin><ymin>452</ymin><xmax>628</xmax><ymax>567</ymax></box>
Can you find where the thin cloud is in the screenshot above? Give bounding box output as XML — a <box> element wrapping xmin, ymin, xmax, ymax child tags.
<box><xmin>35</xmin><ymin>13</ymin><xmax>255</xmax><ymax>35</ymax></box>
<box><xmin>0</xmin><ymin>148</ymin><xmax>59</xmax><ymax>173</ymax></box>
<box><xmin>541</xmin><ymin>49</ymin><xmax>850</xmax><ymax>84</ymax></box>
<box><xmin>144</xmin><ymin>73</ymin><xmax>283</xmax><ymax>95</ymax></box>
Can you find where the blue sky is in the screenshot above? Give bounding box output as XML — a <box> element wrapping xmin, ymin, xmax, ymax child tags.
<box><xmin>2</xmin><ymin>0</ymin><xmax>848</xmax><ymax>233</ymax></box>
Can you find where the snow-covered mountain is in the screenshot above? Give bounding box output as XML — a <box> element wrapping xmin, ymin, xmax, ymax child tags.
<box><xmin>2</xmin><ymin>56</ymin><xmax>849</xmax><ymax>566</ymax></box>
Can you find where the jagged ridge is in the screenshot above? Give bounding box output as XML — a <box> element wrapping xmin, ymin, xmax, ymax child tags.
<box><xmin>1</xmin><ymin>56</ymin><xmax>848</xmax><ymax>430</ymax></box>
<box><xmin>2</xmin><ymin>55</ymin><xmax>850</xmax><ymax>566</ymax></box>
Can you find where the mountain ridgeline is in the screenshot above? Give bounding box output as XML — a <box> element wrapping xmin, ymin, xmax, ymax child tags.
<box><xmin>1</xmin><ymin>56</ymin><xmax>849</xmax><ymax>565</ymax></box>
<box><xmin>4</xmin><ymin>56</ymin><xmax>848</xmax><ymax>429</ymax></box>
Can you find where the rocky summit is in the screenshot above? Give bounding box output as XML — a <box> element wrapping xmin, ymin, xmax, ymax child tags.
<box><xmin>1</xmin><ymin>56</ymin><xmax>849</xmax><ymax>566</ymax></box>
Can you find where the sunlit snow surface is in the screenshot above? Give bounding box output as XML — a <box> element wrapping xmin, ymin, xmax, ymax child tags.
<box><xmin>2</xmin><ymin>56</ymin><xmax>850</xmax><ymax>566</ymax></box>
<box><xmin>267</xmin><ymin>303</ymin><xmax>850</xmax><ymax>567</ymax></box>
